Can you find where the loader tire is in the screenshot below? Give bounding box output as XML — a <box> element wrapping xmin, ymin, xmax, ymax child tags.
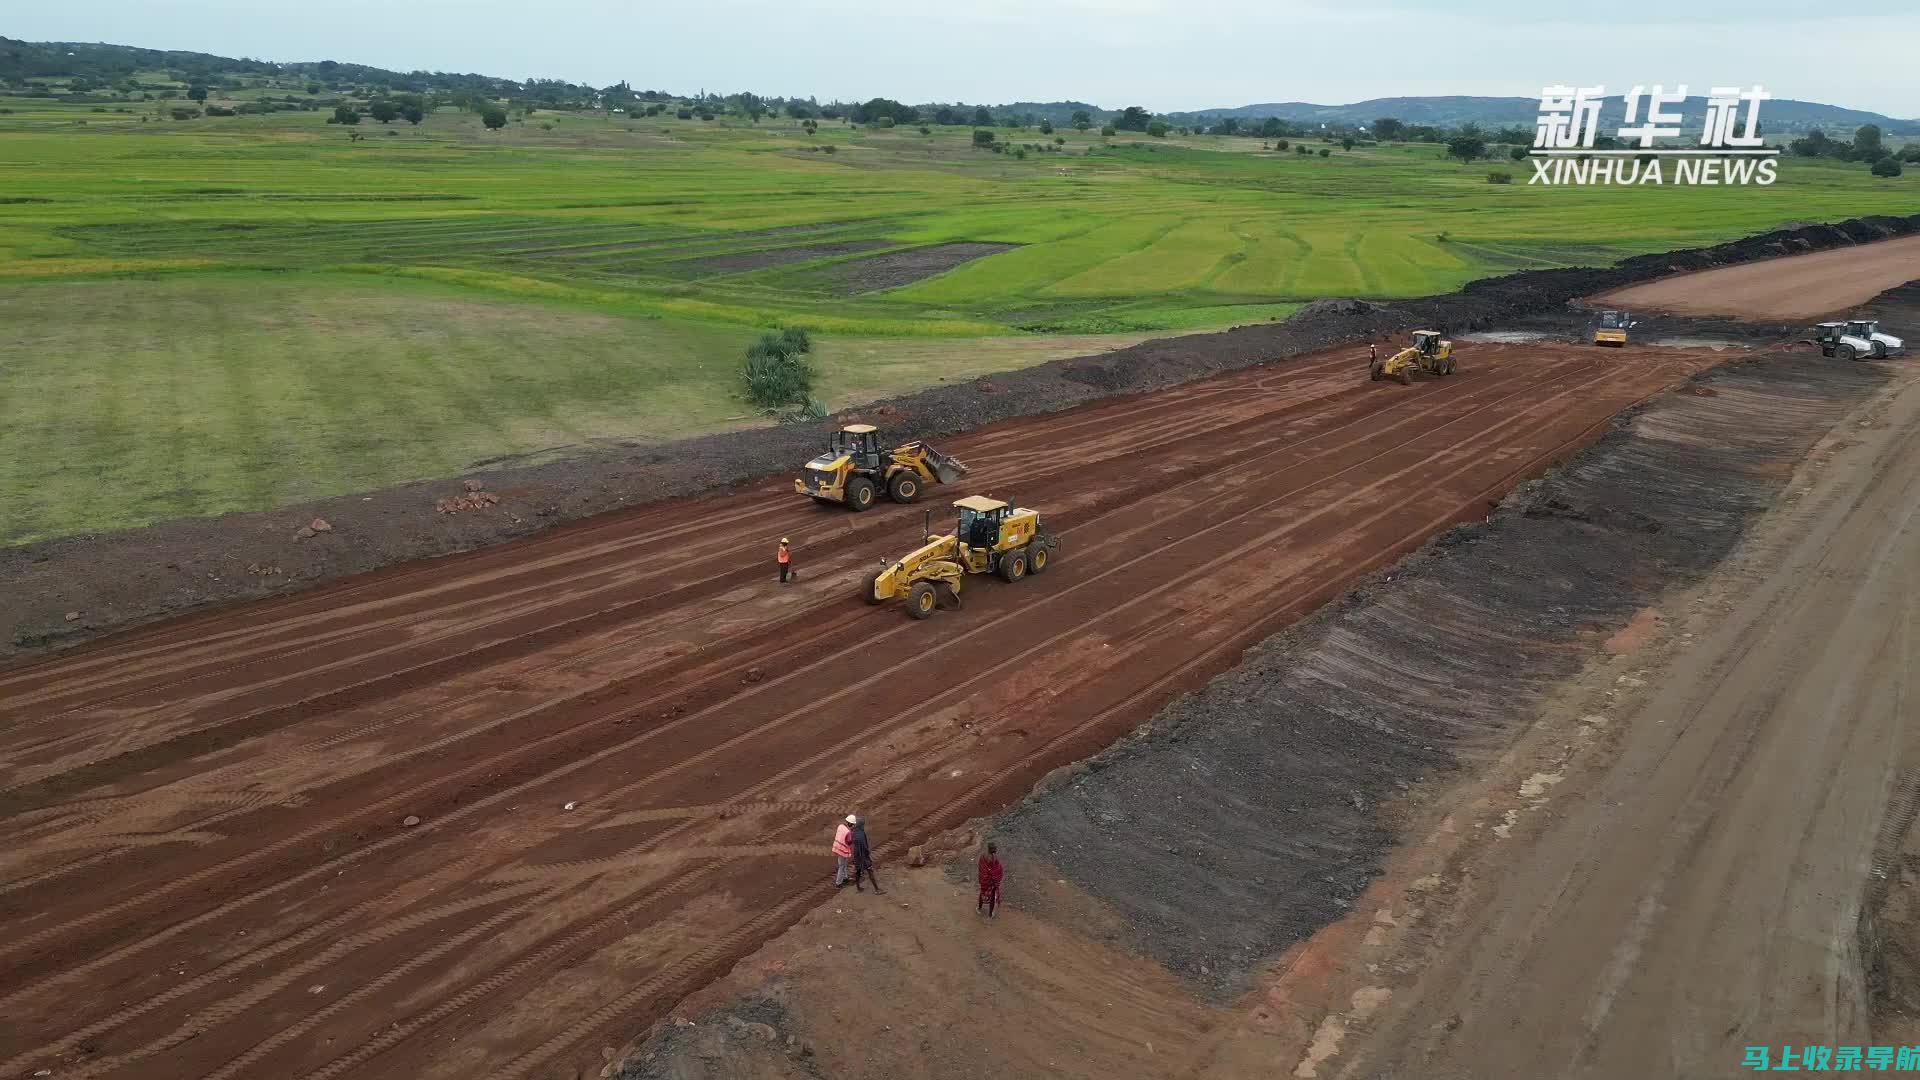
<box><xmin>1837</xmin><ymin>343</ymin><xmax>1857</xmax><ymax>362</ymax></box>
<box><xmin>998</xmin><ymin>548</ymin><xmax>1028</xmax><ymax>583</ymax></box>
<box><xmin>844</xmin><ymin>476</ymin><xmax>876</xmax><ymax>511</ymax></box>
<box><xmin>907</xmin><ymin>581</ymin><xmax>938</xmax><ymax>619</ymax></box>
<box><xmin>1369</xmin><ymin>360</ymin><xmax>1384</xmax><ymax>381</ymax></box>
<box><xmin>888</xmin><ymin>471</ymin><xmax>921</xmax><ymax>504</ymax></box>
<box><xmin>1396</xmin><ymin>368</ymin><xmax>1412</xmax><ymax>386</ymax></box>
<box><xmin>1873</xmin><ymin>341</ymin><xmax>1888</xmax><ymax>359</ymax></box>
<box><xmin>1028</xmin><ymin>544</ymin><xmax>1050</xmax><ymax>575</ymax></box>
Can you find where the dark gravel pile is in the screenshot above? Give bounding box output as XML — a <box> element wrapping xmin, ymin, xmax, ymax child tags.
<box><xmin>5</xmin><ymin>213</ymin><xmax>1916</xmax><ymax>658</ymax></box>
<box><xmin>995</xmin><ymin>349</ymin><xmax>1891</xmax><ymax>1001</ymax></box>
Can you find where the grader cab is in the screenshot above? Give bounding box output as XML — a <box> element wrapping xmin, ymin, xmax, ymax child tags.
<box><xmin>867</xmin><ymin>495</ymin><xmax>1059</xmax><ymax>618</ymax></box>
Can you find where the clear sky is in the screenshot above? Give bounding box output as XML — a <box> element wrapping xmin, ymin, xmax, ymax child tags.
<box><xmin>11</xmin><ymin>0</ymin><xmax>1920</xmax><ymax>117</ymax></box>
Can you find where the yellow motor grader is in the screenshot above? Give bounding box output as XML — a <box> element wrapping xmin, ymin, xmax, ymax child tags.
<box><xmin>796</xmin><ymin>424</ymin><xmax>969</xmax><ymax>511</ymax></box>
<box><xmin>868</xmin><ymin>495</ymin><xmax>1060</xmax><ymax>618</ymax></box>
<box><xmin>1370</xmin><ymin>330</ymin><xmax>1456</xmax><ymax>385</ymax></box>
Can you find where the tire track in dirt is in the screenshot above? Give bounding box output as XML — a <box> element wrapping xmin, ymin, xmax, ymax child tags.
<box><xmin>0</xmin><ymin>342</ymin><xmax>1722</xmax><ymax>1080</ymax></box>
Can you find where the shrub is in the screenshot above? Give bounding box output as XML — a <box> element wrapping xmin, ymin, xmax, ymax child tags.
<box><xmin>1147</xmin><ymin>121</ymin><xmax>1170</xmax><ymax>137</ymax></box>
<box><xmin>781</xmin><ymin>398</ymin><xmax>830</xmax><ymax>425</ymax></box>
<box><xmin>1055</xmin><ymin>136</ymin><xmax>1065</xmax><ymax>145</ymax></box>
<box><xmin>821</xmin><ymin>144</ymin><xmax>836</xmax><ymax>154</ymax></box>
<box><xmin>918</xmin><ymin>125</ymin><xmax>931</xmax><ymax>135</ymax></box>
<box><xmin>1014</xmin><ymin>146</ymin><xmax>1027</xmax><ymax>159</ymax></box>
<box><xmin>741</xmin><ymin>329</ymin><xmax>817</xmax><ymax>409</ymax></box>
<box><xmin>1275</xmin><ymin>138</ymin><xmax>1289</xmax><ymax>151</ymax></box>
<box><xmin>972</xmin><ymin>129</ymin><xmax>996</xmax><ymax>148</ymax></box>
<box><xmin>170</xmin><ymin>107</ymin><xmax>199</xmax><ymax>121</ymax></box>
<box><xmin>1296</xmin><ymin>144</ymin><xmax>1310</xmax><ymax>155</ymax></box>
<box><xmin>1903</xmin><ymin>145</ymin><xmax>1920</xmax><ymax>163</ymax></box>
<box><xmin>677</xmin><ymin>107</ymin><xmax>693</xmax><ymax>119</ymax></box>
<box><xmin>1317</xmin><ymin>147</ymin><xmax>1330</xmax><ymax>157</ymax></box>
<box><xmin>1487</xmin><ymin>170</ymin><xmax>1513</xmax><ymax>184</ymax></box>
<box><xmin>1509</xmin><ymin>145</ymin><xmax>1529</xmax><ymax>161</ymax></box>
<box><xmin>481</xmin><ymin>106</ymin><xmax>507</xmax><ymax>130</ymax></box>
<box><xmin>205</xmin><ymin>105</ymin><xmax>236</xmax><ymax>117</ymax></box>
<box><xmin>1100</xmin><ymin>125</ymin><xmax>1115</xmax><ymax>137</ymax></box>
<box><xmin>1871</xmin><ymin>156</ymin><xmax>1903</xmax><ymax>178</ymax></box>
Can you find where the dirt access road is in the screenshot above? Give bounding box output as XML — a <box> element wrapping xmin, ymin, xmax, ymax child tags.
<box><xmin>0</xmin><ymin>341</ymin><xmax>1721</xmax><ymax>1080</ymax></box>
<box><xmin>1597</xmin><ymin>232</ymin><xmax>1920</xmax><ymax>321</ymax></box>
<box><xmin>1332</xmin><ymin>362</ymin><xmax>1920</xmax><ymax>1079</ymax></box>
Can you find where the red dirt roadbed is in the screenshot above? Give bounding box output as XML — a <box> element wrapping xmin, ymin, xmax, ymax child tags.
<box><xmin>0</xmin><ymin>341</ymin><xmax>1719</xmax><ymax>1080</ymax></box>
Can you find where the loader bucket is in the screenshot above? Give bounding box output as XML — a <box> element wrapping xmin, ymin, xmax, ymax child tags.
<box><xmin>925</xmin><ymin>446</ymin><xmax>969</xmax><ymax>486</ymax></box>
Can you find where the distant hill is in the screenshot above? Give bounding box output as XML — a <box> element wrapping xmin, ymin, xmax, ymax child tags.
<box><xmin>6</xmin><ymin>39</ymin><xmax>1912</xmax><ymax>136</ymax></box>
<box><xmin>1161</xmin><ymin>95</ymin><xmax>1920</xmax><ymax>135</ymax></box>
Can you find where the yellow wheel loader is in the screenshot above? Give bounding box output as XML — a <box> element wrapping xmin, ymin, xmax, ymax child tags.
<box><xmin>1592</xmin><ymin>310</ymin><xmax>1634</xmax><ymax>347</ymax></box>
<box><xmin>795</xmin><ymin>424</ymin><xmax>969</xmax><ymax>511</ymax></box>
<box><xmin>867</xmin><ymin>495</ymin><xmax>1060</xmax><ymax>619</ymax></box>
<box><xmin>1370</xmin><ymin>330</ymin><xmax>1456</xmax><ymax>385</ymax></box>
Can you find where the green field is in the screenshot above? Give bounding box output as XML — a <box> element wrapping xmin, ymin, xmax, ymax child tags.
<box><xmin>1</xmin><ymin>93</ymin><xmax>1915</xmax><ymax>543</ymax></box>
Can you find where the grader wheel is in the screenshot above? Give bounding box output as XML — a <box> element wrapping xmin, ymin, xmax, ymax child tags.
<box><xmin>907</xmin><ymin>581</ymin><xmax>938</xmax><ymax>619</ymax></box>
<box><xmin>998</xmin><ymin>548</ymin><xmax>1028</xmax><ymax>583</ymax></box>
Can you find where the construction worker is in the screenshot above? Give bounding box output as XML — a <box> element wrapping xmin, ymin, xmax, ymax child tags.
<box><xmin>851</xmin><ymin>816</ymin><xmax>882</xmax><ymax>894</ymax></box>
<box><xmin>977</xmin><ymin>842</ymin><xmax>1004</xmax><ymax>917</ymax></box>
<box><xmin>832</xmin><ymin>814</ymin><xmax>855</xmax><ymax>886</ymax></box>
<box><xmin>777</xmin><ymin>537</ymin><xmax>793</xmax><ymax>584</ymax></box>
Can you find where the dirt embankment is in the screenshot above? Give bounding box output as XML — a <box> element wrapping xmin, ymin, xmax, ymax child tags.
<box><xmin>631</xmin><ymin>341</ymin><xmax>1896</xmax><ymax>1078</ymax></box>
<box><xmin>6</xmin><ymin>213</ymin><xmax>1918</xmax><ymax>660</ymax></box>
<box><xmin>1596</xmin><ymin>232</ymin><xmax>1920</xmax><ymax>321</ymax></box>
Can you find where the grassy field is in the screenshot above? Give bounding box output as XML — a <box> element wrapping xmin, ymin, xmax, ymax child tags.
<box><xmin>1</xmin><ymin>93</ymin><xmax>1915</xmax><ymax>541</ymax></box>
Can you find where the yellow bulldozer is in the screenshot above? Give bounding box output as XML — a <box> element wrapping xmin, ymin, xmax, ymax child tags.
<box><xmin>868</xmin><ymin>495</ymin><xmax>1060</xmax><ymax>618</ymax></box>
<box><xmin>1370</xmin><ymin>330</ymin><xmax>1456</xmax><ymax>385</ymax></box>
<box><xmin>796</xmin><ymin>424</ymin><xmax>969</xmax><ymax>511</ymax></box>
<box><xmin>1592</xmin><ymin>310</ymin><xmax>1634</xmax><ymax>347</ymax></box>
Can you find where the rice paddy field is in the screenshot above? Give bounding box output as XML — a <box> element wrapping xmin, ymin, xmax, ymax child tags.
<box><xmin>2</xmin><ymin>93</ymin><xmax>1914</xmax><ymax>542</ymax></box>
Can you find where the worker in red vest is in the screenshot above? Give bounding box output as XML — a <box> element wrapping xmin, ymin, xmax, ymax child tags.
<box><xmin>777</xmin><ymin>537</ymin><xmax>793</xmax><ymax>584</ymax></box>
<box><xmin>977</xmin><ymin>842</ymin><xmax>1004</xmax><ymax>917</ymax></box>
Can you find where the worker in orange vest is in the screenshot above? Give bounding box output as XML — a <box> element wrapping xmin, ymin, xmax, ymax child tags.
<box><xmin>777</xmin><ymin>537</ymin><xmax>793</xmax><ymax>585</ymax></box>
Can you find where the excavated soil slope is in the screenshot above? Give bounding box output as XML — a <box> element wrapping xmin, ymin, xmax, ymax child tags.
<box><xmin>0</xmin><ymin>341</ymin><xmax>1720</xmax><ymax>1080</ymax></box>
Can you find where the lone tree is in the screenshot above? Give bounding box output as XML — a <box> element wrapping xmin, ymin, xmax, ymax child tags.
<box><xmin>1871</xmin><ymin>156</ymin><xmax>1903</xmax><ymax>178</ymax></box>
<box><xmin>369</xmin><ymin>98</ymin><xmax>398</xmax><ymax>124</ymax></box>
<box><xmin>972</xmin><ymin>129</ymin><xmax>996</xmax><ymax>148</ymax></box>
<box><xmin>1371</xmin><ymin>117</ymin><xmax>1404</xmax><ymax>141</ymax></box>
<box><xmin>1855</xmin><ymin>124</ymin><xmax>1884</xmax><ymax>160</ymax></box>
<box><xmin>1071</xmin><ymin>109</ymin><xmax>1091</xmax><ymax>131</ymax></box>
<box><xmin>331</xmin><ymin>104</ymin><xmax>360</xmax><ymax>125</ymax></box>
<box><xmin>187</xmin><ymin>83</ymin><xmax>208</xmax><ymax>103</ymax></box>
<box><xmin>1116</xmin><ymin>105</ymin><xmax>1152</xmax><ymax>132</ymax></box>
<box><xmin>402</xmin><ymin>103</ymin><xmax>424</xmax><ymax>125</ymax></box>
<box><xmin>1447</xmin><ymin>131</ymin><xmax>1487</xmax><ymax>164</ymax></box>
<box><xmin>481</xmin><ymin>106</ymin><xmax>507</xmax><ymax>131</ymax></box>
<box><xmin>1039</xmin><ymin>119</ymin><xmax>1053</xmax><ymax>134</ymax></box>
<box><xmin>1147</xmin><ymin>120</ymin><xmax>1171</xmax><ymax>138</ymax></box>
<box><xmin>1341</xmin><ymin>135</ymin><xmax>1355</xmax><ymax>151</ymax></box>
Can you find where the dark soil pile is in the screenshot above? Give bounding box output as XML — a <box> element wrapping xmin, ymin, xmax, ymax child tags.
<box><xmin>5</xmin><ymin>214</ymin><xmax>1916</xmax><ymax>660</ymax></box>
<box><xmin>996</xmin><ymin>349</ymin><xmax>1891</xmax><ymax>1000</ymax></box>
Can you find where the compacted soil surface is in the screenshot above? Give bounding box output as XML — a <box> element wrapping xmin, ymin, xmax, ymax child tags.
<box><xmin>0</xmin><ymin>338</ymin><xmax>1728</xmax><ymax>1080</ymax></box>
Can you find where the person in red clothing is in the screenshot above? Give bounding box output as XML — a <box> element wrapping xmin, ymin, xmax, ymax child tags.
<box><xmin>977</xmin><ymin>842</ymin><xmax>1004</xmax><ymax>917</ymax></box>
<box><xmin>777</xmin><ymin>538</ymin><xmax>794</xmax><ymax>585</ymax></box>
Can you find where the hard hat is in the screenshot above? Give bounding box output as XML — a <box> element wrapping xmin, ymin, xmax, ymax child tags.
<box><xmin>781</xmin><ymin>537</ymin><xmax>790</xmax><ymax>544</ymax></box>
<box><xmin>845</xmin><ymin>814</ymin><xmax>858</xmax><ymax>824</ymax></box>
